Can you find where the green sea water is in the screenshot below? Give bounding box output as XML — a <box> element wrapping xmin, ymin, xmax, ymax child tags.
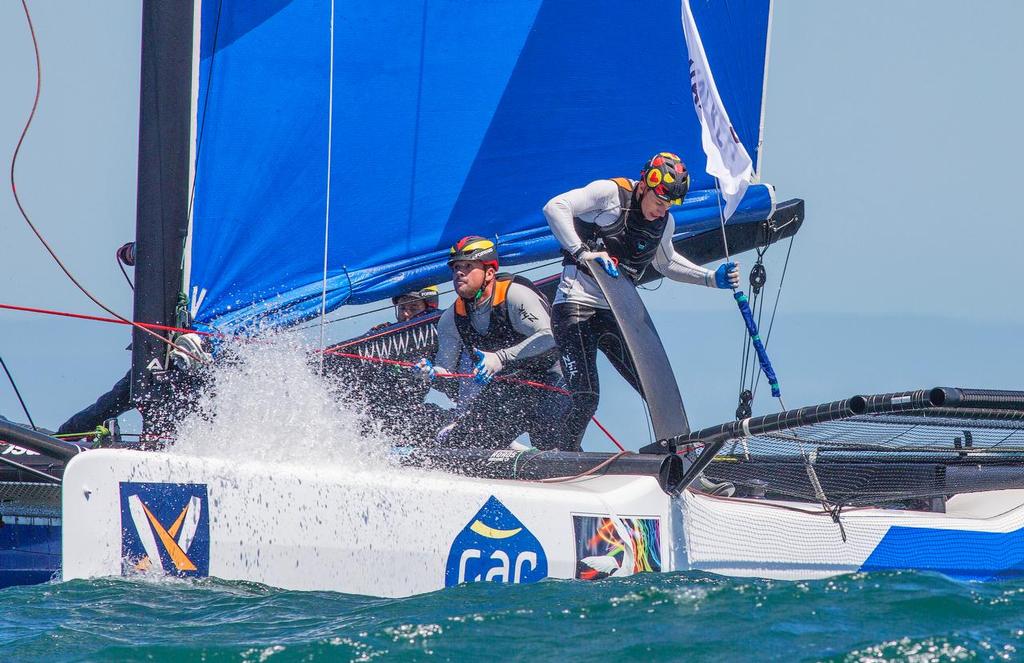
<box><xmin>1</xmin><ymin>571</ymin><xmax>1021</xmax><ymax>662</ymax></box>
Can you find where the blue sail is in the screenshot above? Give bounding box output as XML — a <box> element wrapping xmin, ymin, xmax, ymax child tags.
<box><xmin>188</xmin><ymin>0</ymin><xmax>773</xmax><ymax>331</ymax></box>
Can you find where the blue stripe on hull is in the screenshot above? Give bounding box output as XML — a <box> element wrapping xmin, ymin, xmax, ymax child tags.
<box><xmin>0</xmin><ymin>519</ymin><xmax>61</xmax><ymax>588</ymax></box>
<box><xmin>860</xmin><ymin>525</ymin><xmax>1024</xmax><ymax>581</ymax></box>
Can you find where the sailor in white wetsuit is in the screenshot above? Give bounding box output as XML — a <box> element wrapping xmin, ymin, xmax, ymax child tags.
<box><xmin>544</xmin><ymin>152</ymin><xmax>740</xmax><ymax>449</ymax></box>
<box><xmin>415</xmin><ymin>236</ymin><xmax>570</xmax><ymax>449</ymax></box>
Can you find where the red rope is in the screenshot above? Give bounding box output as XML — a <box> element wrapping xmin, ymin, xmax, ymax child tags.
<box><xmin>589</xmin><ymin>416</ymin><xmax>626</xmax><ymax>451</ymax></box>
<box><xmin>324</xmin><ymin>349</ymin><xmax>627</xmax><ymax>451</ymax></box>
<box><xmin>9</xmin><ymin>3</ymin><xmax>201</xmax><ymax>364</ymax></box>
<box><xmin>2</xmin><ymin>303</ymin><xmax>629</xmax><ymax>451</ymax></box>
<box><xmin>0</xmin><ymin>302</ymin><xmax>220</xmax><ymax>337</ymax></box>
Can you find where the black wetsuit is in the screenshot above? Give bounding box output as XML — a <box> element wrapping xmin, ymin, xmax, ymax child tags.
<box><xmin>57</xmin><ymin>370</ymin><xmax>132</xmax><ymax>438</ymax></box>
<box><xmin>543</xmin><ymin>178</ymin><xmax>718</xmax><ymax>448</ymax></box>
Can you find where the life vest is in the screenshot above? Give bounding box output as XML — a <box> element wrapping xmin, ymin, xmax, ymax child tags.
<box><xmin>562</xmin><ymin>177</ymin><xmax>669</xmax><ymax>282</ymax></box>
<box><xmin>454</xmin><ymin>273</ymin><xmax>558</xmax><ymax>376</ymax></box>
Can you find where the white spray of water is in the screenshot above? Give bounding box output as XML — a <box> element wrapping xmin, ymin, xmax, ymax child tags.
<box><xmin>167</xmin><ymin>331</ymin><xmax>394</xmax><ymax>470</ymax></box>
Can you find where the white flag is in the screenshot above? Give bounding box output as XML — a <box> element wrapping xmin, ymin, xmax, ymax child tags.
<box><xmin>680</xmin><ymin>0</ymin><xmax>753</xmax><ymax>220</ymax></box>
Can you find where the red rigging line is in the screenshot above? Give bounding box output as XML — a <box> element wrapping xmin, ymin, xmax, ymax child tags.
<box><xmin>323</xmin><ymin>349</ymin><xmax>627</xmax><ymax>451</ymax></box>
<box><xmin>1</xmin><ymin>301</ymin><xmax>627</xmax><ymax>450</ymax></box>
<box><xmin>10</xmin><ymin>1</ymin><xmax>201</xmax><ymax>365</ymax></box>
<box><xmin>0</xmin><ymin>303</ymin><xmax>218</xmax><ymax>337</ymax></box>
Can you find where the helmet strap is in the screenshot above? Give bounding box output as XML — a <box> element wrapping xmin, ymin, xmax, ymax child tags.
<box><xmin>467</xmin><ymin>268</ymin><xmax>496</xmax><ymax>305</ymax></box>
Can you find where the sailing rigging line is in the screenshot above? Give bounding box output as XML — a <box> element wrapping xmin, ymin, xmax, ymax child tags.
<box><xmin>323</xmin><ymin>349</ymin><xmax>626</xmax><ymax>451</ymax></box>
<box><xmin>713</xmin><ymin>179</ymin><xmax>732</xmax><ymax>262</ymax></box>
<box><xmin>0</xmin><ymin>303</ymin><xmax>219</xmax><ymax>339</ymax></box>
<box><xmin>712</xmin><ymin>179</ymin><xmax>785</xmax><ymax>412</ymax></box>
<box><xmin>0</xmin><ymin>306</ymin><xmax>628</xmax><ymax>448</ymax></box>
<box><xmin>739</xmin><ymin>247</ymin><xmax>769</xmax><ymax>398</ymax></box>
<box><xmin>751</xmin><ymin>234</ymin><xmax>795</xmax><ymax>400</ymax></box>
<box><xmin>187</xmin><ymin>0</ymin><xmax>223</xmax><ymax>225</ymax></box>
<box><xmin>182</xmin><ymin>0</ymin><xmax>225</xmax><ymax>297</ymax></box>
<box><xmin>535</xmin><ymin>450</ymin><xmax>631</xmax><ymax>484</ymax></box>
<box><xmin>11</xmin><ymin>2</ymin><xmax>203</xmax><ymax>365</ymax></box>
<box><xmin>116</xmin><ymin>253</ymin><xmax>134</xmax><ymax>290</ymax></box>
<box><xmin>0</xmin><ymin>355</ymin><xmax>36</xmax><ymax>430</ymax></box>
<box><xmin>0</xmin><ymin>454</ymin><xmax>60</xmax><ymax>484</ymax></box>
<box><xmin>735</xmin><ymin>230</ymin><xmax>792</xmax><ymax>403</ymax></box>
<box><xmin>317</xmin><ymin>0</ymin><xmax>337</xmax><ymax>372</ymax></box>
<box><xmin>638</xmin><ymin>277</ymin><xmax>665</xmax><ymax>292</ymax></box>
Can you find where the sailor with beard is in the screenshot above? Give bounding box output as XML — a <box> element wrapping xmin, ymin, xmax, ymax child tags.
<box><xmin>414</xmin><ymin>236</ymin><xmax>570</xmax><ymax>450</ymax></box>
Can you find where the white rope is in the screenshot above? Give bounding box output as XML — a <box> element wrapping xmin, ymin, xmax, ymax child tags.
<box><xmin>317</xmin><ymin>0</ymin><xmax>337</xmax><ymax>372</ymax></box>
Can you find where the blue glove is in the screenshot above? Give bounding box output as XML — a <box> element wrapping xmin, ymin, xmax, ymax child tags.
<box><xmin>414</xmin><ymin>358</ymin><xmax>438</xmax><ymax>381</ymax></box>
<box><xmin>715</xmin><ymin>262</ymin><xmax>739</xmax><ymax>289</ymax></box>
<box><xmin>580</xmin><ymin>251</ymin><xmax>619</xmax><ymax>278</ymax></box>
<box><xmin>472</xmin><ymin>349</ymin><xmax>503</xmax><ymax>384</ymax></box>
<box><xmin>596</xmin><ymin>255</ymin><xmax>620</xmax><ymax>278</ymax></box>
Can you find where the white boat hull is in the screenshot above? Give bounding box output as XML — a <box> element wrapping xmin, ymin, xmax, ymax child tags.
<box><xmin>680</xmin><ymin>489</ymin><xmax>1024</xmax><ymax>581</ymax></box>
<box><xmin>61</xmin><ymin>450</ymin><xmax>1024</xmax><ymax>595</ymax></box>
<box><xmin>62</xmin><ymin>450</ymin><xmax>674</xmax><ymax>596</ymax></box>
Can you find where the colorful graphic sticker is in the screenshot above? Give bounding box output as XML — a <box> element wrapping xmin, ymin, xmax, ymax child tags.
<box><xmin>573</xmin><ymin>515</ymin><xmax>661</xmax><ymax>580</ymax></box>
<box><xmin>445</xmin><ymin>496</ymin><xmax>548</xmax><ymax>588</ymax></box>
<box><xmin>119</xmin><ymin>482</ymin><xmax>210</xmax><ymax>578</ymax></box>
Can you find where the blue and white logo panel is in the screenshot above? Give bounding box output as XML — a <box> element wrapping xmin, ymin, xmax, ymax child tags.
<box><xmin>119</xmin><ymin>482</ymin><xmax>210</xmax><ymax>578</ymax></box>
<box><xmin>445</xmin><ymin>496</ymin><xmax>548</xmax><ymax>587</ymax></box>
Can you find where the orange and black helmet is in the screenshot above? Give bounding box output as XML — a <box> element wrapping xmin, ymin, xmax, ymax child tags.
<box><xmin>447</xmin><ymin>236</ymin><xmax>499</xmax><ymax>271</ymax></box>
<box><xmin>640</xmin><ymin>152</ymin><xmax>689</xmax><ymax>205</ymax></box>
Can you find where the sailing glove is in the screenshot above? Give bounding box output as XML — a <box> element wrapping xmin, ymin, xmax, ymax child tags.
<box><xmin>714</xmin><ymin>262</ymin><xmax>740</xmax><ymax>289</ymax></box>
<box><xmin>578</xmin><ymin>250</ymin><xmax>619</xmax><ymax>278</ymax></box>
<box><xmin>169</xmin><ymin>332</ymin><xmax>212</xmax><ymax>370</ymax></box>
<box><xmin>472</xmin><ymin>349</ymin><xmax>503</xmax><ymax>384</ymax></box>
<box><xmin>414</xmin><ymin>358</ymin><xmax>440</xmax><ymax>381</ymax></box>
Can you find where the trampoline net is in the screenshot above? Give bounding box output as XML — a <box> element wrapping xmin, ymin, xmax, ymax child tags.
<box><xmin>699</xmin><ymin>409</ymin><xmax>1024</xmax><ymax>510</ymax></box>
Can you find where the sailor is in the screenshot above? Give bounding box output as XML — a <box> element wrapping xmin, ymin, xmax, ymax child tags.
<box><xmin>57</xmin><ymin>241</ymin><xmax>212</xmax><ymax>443</ymax></box>
<box><xmin>57</xmin><ymin>332</ymin><xmax>209</xmax><ymax>442</ymax></box>
<box><xmin>544</xmin><ymin>152</ymin><xmax>740</xmax><ymax>449</ymax></box>
<box><xmin>393</xmin><ymin>285</ymin><xmax>439</xmax><ymax>322</ymax></box>
<box><xmin>366</xmin><ymin>285</ymin><xmax>440</xmax><ymax>333</ymax></box>
<box><xmin>415</xmin><ymin>236</ymin><xmax>570</xmax><ymax>450</ymax></box>
<box><xmin>348</xmin><ymin>285</ymin><xmax>449</xmax><ymax>440</ymax></box>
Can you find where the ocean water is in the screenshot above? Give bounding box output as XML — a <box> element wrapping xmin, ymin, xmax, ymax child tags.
<box><xmin>1</xmin><ymin>571</ymin><xmax>1022</xmax><ymax>662</ymax></box>
<box><xmin>9</xmin><ymin>337</ymin><xmax>1022</xmax><ymax>661</ymax></box>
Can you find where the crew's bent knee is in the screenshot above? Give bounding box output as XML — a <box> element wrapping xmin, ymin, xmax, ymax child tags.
<box><xmin>571</xmin><ymin>391</ymin><xmax>599</xmax><ymax>421</ymax></box>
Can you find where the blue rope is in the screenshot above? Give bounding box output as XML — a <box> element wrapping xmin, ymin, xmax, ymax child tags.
<box><xmin>733</xmin><ymin>290</ymin><xmax>780</xmax><ymax>398</ymax></box>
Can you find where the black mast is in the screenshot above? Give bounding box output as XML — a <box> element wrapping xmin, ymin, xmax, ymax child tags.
<box><xmin>130</xmin><ymin>1</ymin><xmax>195</xmax><ymax>417</ymax></box>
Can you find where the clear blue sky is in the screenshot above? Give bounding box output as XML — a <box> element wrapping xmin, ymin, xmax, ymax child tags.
<box><xmin>2</xmin><ymin>2</ymin><xmax>1022</xmax><ymax>450</ymax></box>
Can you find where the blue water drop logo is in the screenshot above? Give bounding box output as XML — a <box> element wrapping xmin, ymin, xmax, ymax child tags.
<box><xmin>444</xmin><ymin>496</ymin><xmax>548</xmax><ymax>587</ymax></box>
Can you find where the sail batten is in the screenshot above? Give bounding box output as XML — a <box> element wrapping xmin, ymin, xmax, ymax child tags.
<box><xmin>188</xmin><ymin>0</ymin><xmax>774</xmax><ymax>331</ymax></box>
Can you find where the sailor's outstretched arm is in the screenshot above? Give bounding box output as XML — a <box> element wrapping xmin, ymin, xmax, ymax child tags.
<box><xmin>652</xmin><ymin>215</ymin><xmax>717</xmax><ymax>286</ymax></box>
<box><xmin>494</xmin><ymin>284</ymin><xmax>558</xmax><ymax>366</ymax></box>
<box><xmin>417</xmin><ymin>307</ymin><xmax>461</xmax><ymax>398</ymax></box>
<box><xmin>432</xmin><ymin>307</ymin><xmax>461</xmax><ymax>374</ymax></box>
<box><xmin>543</xmin><ymin>180</ymin><xmax>620</xmax><ymax>254</ymax></box>
<box><xmin>56</xmin><ymin>370</ymin><xmax>132</xmax><ymax>437</ymax></box>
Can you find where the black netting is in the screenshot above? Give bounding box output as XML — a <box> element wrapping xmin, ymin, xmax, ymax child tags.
<box><xmin>700</xmin><ymin>409</ymin><xmax>1024</xmax><ymax>511</ymax></box>
<box><xmin>0</xmin><ymin>481</ymin><xmax>61</xmax><ymax>517</ymax></box>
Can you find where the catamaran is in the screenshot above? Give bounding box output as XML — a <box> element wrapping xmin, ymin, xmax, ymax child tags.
<box><xmin>3</xmin><ymin>0</ymin><xmax>1023</xmax><ymax>596</ymax></box>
